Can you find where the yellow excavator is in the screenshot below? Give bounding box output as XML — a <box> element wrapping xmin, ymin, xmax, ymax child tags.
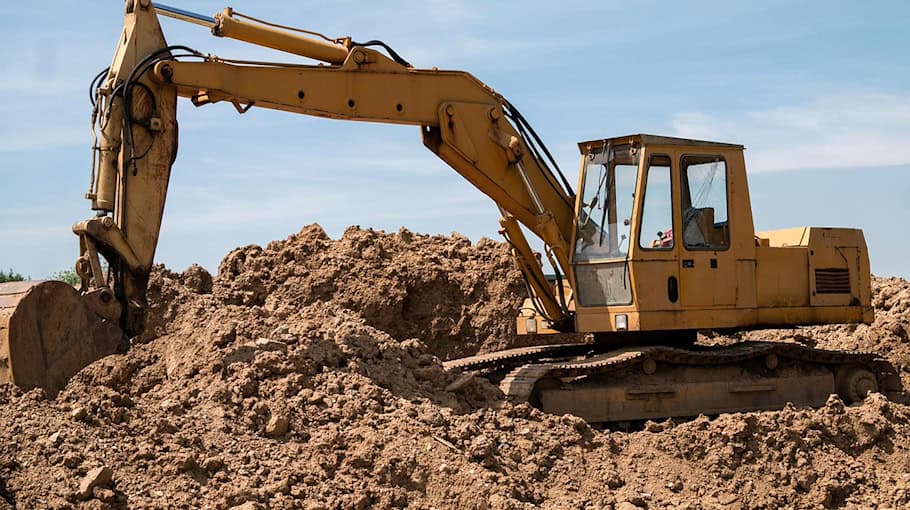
<box><xmin>0</xmin><ymin>2</ymin><xmax>900</xmax><ymax>421</ymax></box>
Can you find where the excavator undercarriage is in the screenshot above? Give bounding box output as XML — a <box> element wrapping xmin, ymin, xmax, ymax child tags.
<box><xmin>446</xmin><ymin>340</ymin><xmax>902</xmax><ymax>423</ymax></box>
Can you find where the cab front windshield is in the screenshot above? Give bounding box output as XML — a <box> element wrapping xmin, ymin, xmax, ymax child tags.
<box><xmin>574</xmin><ymin>143</ymin><xmax>639</xmax><ymax>262</ymax></box>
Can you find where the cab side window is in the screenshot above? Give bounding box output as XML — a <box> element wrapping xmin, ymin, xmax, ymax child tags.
<box><xmin>680</xmin><ymin>155</ymin><xmax>729</xmax><ymax>250</ymax></box>
<box><xmin>639</xmin><ymin>155</ymin><xmax>674</xmax><ymax>250</ymax></box>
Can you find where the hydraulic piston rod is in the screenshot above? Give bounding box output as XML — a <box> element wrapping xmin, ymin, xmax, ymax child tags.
<box><xmin>152</xmin><ymin>3</ymin><xmax>216</xmax><ymax>28</ymax></box>
<box><xmin>153</xmin><ymin>4</ymin><xmax>351</xmax><ymax>64</ymax></box>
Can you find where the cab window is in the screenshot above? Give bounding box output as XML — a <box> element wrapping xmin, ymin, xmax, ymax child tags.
<box><xmin>680</xmin><ymin>155</ymin><xmax>729</xmax><ymax>250</ymax></box>
<box><xmin>574</xmin><ymin>144</ymin><xmax>639</xmax><ymax>261</ymax></box>
<box><xmin>639</xmin><ymin>154</ymin><xmax>673</xmax><ymax>250</ymax></box>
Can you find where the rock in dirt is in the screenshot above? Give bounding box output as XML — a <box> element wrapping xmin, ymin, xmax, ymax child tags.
<box><xmin>70</xmin><ymin>406</ymin><xmax>87</xmax><ymax>421</ymax></box>
<box><xmin>202</xmin><ymin>456</ymin><xmax>224</xmax><ymax>472</ymax></box>
<box><xmin>229</xmin><ymin>502</ymin><xmax>263</xmax><ymax>510</ymax></box>
<box><xmin>182</xmin><ymin>263</ymin><xmax>213</xmax><ymax>294</ymax></box>
<box><xmin>75</xmin><ymin>466</ymin><xmax>112</xmax><ymax>500</ymax></box>
<box><xmin>265</xmin><ymin>414</ymin><xmax>290</xmax><ymax>437</ymax></box>
<box><xmin>175</xmin><ymin>453</ymin><xmax>197</xmax><ymax>472</ymax></box>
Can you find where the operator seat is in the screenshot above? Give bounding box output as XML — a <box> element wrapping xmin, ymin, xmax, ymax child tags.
<box><xmin>683</xmin><ymin>207</ymin><xmax>714</xmax><ymax>247</ymax></box>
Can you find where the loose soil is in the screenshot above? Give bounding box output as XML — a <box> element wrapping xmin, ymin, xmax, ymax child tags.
<box><xmin>1</xmin><ymin>225</ymin><xmax>908</xmax><ymax>509</ymax></box>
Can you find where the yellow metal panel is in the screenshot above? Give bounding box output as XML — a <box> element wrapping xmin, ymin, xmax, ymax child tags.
<box><xmin>631</xmin><ymin>260</ymin><xmax>681</xmax><ymax>312</ymax></box>
<box><xmin>755</xmin><ymin>246</ymin><xmax>810</xmax><ymax>307</ymax></box>
<box><xmin>755</xmin><ymin>305</ymin><xmax>866</xmax><ymax>326</ymax></box>
<box><xmin>757</xmin><ymin>227</ymin><xmax>810</xmax><ymax>247</ymax></box>
<box><xmin>736</xmin><ymin>259</ymin><xmax>757</xmax><ymax>308</ymax></box>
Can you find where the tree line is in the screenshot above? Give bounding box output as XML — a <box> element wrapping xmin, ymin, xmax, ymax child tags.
<box><xmin>0</xmin><ymin>269</ymin><xmax>25</xmax><ymax>283</ymax></box>
<box><xmin>0</xmin><ymin>268</ymin><xmax>81</xmax><ymax>285</ymax></box>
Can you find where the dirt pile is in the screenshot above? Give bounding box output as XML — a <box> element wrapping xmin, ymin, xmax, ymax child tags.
<box><xmin>0</xmin><ymin>225</ymin><xmax>908</xmax><ymax>509</ymax></box>
<box><xmin>194</xmin><ymin>224</ymin><xmax>560</xmax><ymax>359</ymax></box>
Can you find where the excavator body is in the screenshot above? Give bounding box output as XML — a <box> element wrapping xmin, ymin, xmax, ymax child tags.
<box><xmin>0</xmin><ymin>2</ymin><xmax>899</xmax><ymax>419</ymax></box>
<box><xmin>519</xmin><ymin>135</ymin><xmax>873</xmax><ymax>337</ymax></box>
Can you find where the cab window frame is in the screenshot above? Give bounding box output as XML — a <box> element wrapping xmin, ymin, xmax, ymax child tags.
<box><xmin>679</xmin><ymin>153</ymin><xmax>731</xmax><ymax>252</ymax></box>
<box><xmin>637</xmin><ymin>153</ymin><xmax>676</xmax><ymax>251</ymax></box>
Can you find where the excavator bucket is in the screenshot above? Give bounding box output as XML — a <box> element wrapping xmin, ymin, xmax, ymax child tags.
<box><xmin>0</xmin><ymin>281</ymin><xmax>124</xmax><ymax>397</ymax></box>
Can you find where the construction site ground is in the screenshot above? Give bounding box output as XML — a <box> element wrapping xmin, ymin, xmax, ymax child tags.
<box><xmin>1</xmin><ymin>224</ymin><xmax>908</xmax><ymax>509</ymax></box>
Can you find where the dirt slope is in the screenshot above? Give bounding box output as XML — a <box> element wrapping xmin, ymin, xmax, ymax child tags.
<box><xmin>0</xmin><ymin>225</ymin><xmax>908</xmax><ymax>509</ymax></box>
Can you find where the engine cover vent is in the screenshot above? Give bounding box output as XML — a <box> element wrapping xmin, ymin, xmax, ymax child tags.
<box><xmin>815</xmin><ymin>268</ymin><xmax>851</xmax><ymax>294</ymax></box>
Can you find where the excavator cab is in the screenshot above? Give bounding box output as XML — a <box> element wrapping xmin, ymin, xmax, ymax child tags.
<box><xmin>520</xmin><ymin>134</ymin><xmax>873</xmax><ymax>343</ymax></box>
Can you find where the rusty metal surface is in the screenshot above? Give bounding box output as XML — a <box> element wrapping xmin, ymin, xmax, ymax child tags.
<box><xmin>0</xmin><ymin>281</ymin><xmax>124</xmax><ymax>397</ymax></box>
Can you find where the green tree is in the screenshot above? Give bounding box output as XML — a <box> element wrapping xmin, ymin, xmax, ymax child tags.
<box><xmin>54</xmin><ymin>269</ymin><xmax>81</xmax><ymax>287</ymax></box>
<box><xmin>0</xmin><ymin>269</ymin><xmax>25</xmax><ymax>283</ymax></box>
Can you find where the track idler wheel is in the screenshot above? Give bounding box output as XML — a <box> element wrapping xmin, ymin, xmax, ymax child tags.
<box><xmin>0</xmin><ymin>281</ymin><xmax>125</xmax><ymax>397</ymax></box>
<box><xmin>835</xmin><ymin>365</ymin><xmax>879</xmax><ymax>404</ymax></box>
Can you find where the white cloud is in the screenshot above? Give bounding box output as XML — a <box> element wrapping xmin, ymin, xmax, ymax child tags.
<box><xmin>670</xmin><ymin>91</ymin><xmax>910</xmax><ymax>171</ymax></box>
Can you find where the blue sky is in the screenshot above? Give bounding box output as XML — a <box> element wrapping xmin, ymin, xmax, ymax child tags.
<box><xmin>0</xmin><ymin>1</ymin><xmax>908</xmax><ymax>279</ymax></box>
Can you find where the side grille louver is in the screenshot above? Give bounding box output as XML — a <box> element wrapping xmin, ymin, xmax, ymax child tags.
<box><xmin>815</xmin><ymin>268</ymin><xmax>851</xmax><ymax>294</ymax></box>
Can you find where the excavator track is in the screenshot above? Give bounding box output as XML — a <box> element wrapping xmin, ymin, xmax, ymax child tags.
<box><xmin>446</xmin><ymin>341</ymin><xmax>902</xmax><ymax>423</ymax></box>
<box><xmin>442</xmin><ymin>342</ymin><xmax>594</xmax><ymax>372</ymax></box>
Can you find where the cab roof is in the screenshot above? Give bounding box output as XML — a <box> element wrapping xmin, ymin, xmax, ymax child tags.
<box><xmin>577</xmin><ymin>134</ymin><xmax>744</xmax><ymax>153</ymax></box>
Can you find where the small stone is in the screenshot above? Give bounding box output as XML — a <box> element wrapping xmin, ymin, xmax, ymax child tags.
<box><xmin>155</xmin><ymin>418</ymin><xmax>178</xmax><ymax>434</ymax></box>
<box><xmin>616</xmin><ymin>503</ymin><xmax>642</xmax><ymax>510</ymax></box>
<box><xmin>265</xmin><ymin>477</ymin><xmax>291</xmax><ymax>496</ymax></box>
<box><xmin>202</xmin><ymin>456</ymin><xmax>224</xmax><ymax>472</ymax></box>
<box><xmin>48</xmin><ymin>432</ymin><xmax>63</xmax><ymax>447</ymax></box>
<box><xmin>175</xmin><ymin>453</ymin><xmax>197</xmax><ymax>472</ymax></box>
<box><xmin>265</xmin><ymin>415</ymin><xmax>290</xmax><ymax>437</ymax></box>
<box><xmin>63</xmin><ymin>453</ymin><xmax>83</xmax><ymax>469</ymax></box>
<box><xmin>252</xmin><ymin>401</ymin><xmax>270</xmax><ymax>415</ymax></box>
<box><xmin>718</xmin><ymin>493</ymin><xmax>739</xmax><ymax>505</ymax></box>
<box><xmin>182</xmin><ymin>264</ymin><xmax>213</xmax><ymax>294</ymax></box>
<box><xmin>160</xmin><ymin>399</ymin><xmax>183</xmax><ymax>415</ymax></box>
<box><xmin>75</xmin><ymin>466</ymin><xmax>113</xmax><ymax>501</ymax></box>
<box><xmin>71</xmin><ymin>407</ymin><xmax>87</xmax><ymax>421</ymax></box>
<box><xmin>229</xmin><ymin>502</ymin><xmax>263</xmax><ymax>510</ymax></box>
<box><xmin>93</xmin><ymin>487</ymin><xmax>115</xmax><ymax>504</ymax></box>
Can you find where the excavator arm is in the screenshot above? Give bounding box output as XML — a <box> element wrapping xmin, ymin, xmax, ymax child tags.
<box><xmin>79</xmin><ymin>2</ymin><xmax>579</xmax><ymax>342</ymax></box>
<box><xmin>0</xmin><ymin>1</ymin><xmax>582</xmax><ymax>395</ymax></box>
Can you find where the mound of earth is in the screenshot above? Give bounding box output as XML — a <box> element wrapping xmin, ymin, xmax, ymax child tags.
<box><xmin>197</xmin><ymin>224</ymin><xmax>576</xmax><ymax>359</ymax></box>
<box><xmin>0</xmin><ymin>225</ymin><xmax>907</xmax><ymax>509</ymax></box>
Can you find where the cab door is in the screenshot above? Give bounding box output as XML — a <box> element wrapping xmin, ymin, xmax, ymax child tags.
<box><xmin>631</xmin><ymin>152</ymin><xmax>682</xmax><ymax>313</ymax></box>
<box><xmin>677</xmin><ymin>154</ymin><xmax>736</xmax><ymax>307</ymax></box>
